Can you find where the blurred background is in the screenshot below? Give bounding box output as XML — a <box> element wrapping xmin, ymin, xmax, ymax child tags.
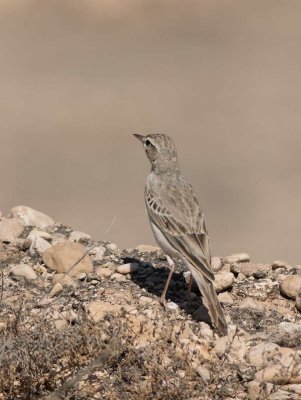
<box><xmin>1</xmin><ymin>0</ymin><xmax>301</xmax><ymax>263</ymax></box>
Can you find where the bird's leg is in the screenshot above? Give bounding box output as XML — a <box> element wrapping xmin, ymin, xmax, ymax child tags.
<box><xmin>160</xmin><ymin>255</ymin><xmax>175</xmax><ymax>308</ymax></box>
<box><xmin>186</xmin><ymin>273</ymin><xmax>197</xmax><ymax>301</ymax></box>
<box><xmin>187</xmin><ymin>273</ymin><xmax>193</xmax><ymax>297</ymax></box>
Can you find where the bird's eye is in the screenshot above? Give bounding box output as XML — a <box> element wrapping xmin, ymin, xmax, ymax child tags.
<box><xmin>145</xmin><ymin>139</ymin><xmax>151</xmax><ymax>147</ymax></box>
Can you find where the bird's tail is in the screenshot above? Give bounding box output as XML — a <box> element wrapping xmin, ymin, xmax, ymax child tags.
<box><xmin>189</xmin><ymin>264</ymin><xmax>228</xmax><ymax>336</ymax></box>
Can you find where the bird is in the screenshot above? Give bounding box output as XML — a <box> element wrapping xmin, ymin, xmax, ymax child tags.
<box><xmin>133</xmin><ymin>133</ymin><xmax>228</xmax><ymax>336</ymax></box>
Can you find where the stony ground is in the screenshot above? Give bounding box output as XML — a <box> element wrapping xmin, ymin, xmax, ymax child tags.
<box><xmin>0</xmin><ymin>206</ymin><xmax>301</xmax><ymax>400</ymax></box>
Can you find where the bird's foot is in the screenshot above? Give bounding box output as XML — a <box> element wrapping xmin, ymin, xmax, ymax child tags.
<box><xmin>159</xmin><ymin>296</ymin><xmax>168</xmax><ymax>310</ymax></box>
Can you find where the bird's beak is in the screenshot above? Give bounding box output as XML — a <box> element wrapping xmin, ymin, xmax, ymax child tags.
<box><xmin>133</xmin><ymin>134</ymin><xmax>145</xmax><ymax>143</ymax></box>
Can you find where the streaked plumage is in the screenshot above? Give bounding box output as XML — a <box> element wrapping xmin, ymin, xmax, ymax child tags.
<box><xmin>134</xmin><ymin>133</ymin><xmax>228</xmax><ymax>336</ymax></box>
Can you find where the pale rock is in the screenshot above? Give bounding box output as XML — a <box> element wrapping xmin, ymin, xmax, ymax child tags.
<box><xmin>199</xmin><ymin>322</ymin><xmax>214</xmax><ymax>341</ymax></box>
<box><xmin>164</xmin><ymin>301</ymin><xmax>179</xmax><ymax>313</ymax></box>
<box><xmin>224</xmin><ymin>253</ymin><xmax>250</xmax><ymax>264</ymax></box>
<box><xmin>28</xmin><ymin>229</ymin><xmax>52</xmax><ymax>241</ymax></box>
<box><xmin>195</xmin><ymin>365</ymin><xmax>211</xmax><ymax>382</ymax></box>
<box><xmin>218</xmin><ymin>292</ymin><xmax>233</xmax><ymax>305</ymax></box>
<box><xmin>239</xmin><ymin>297</ymin><xmax>265</xmax><ymax>311</ymax></box>
<box><xmin>43</xmin><ymin>241</ymin><xmax>93</xmax><ymax>276</ymax></box>
<box><xmin>0</xmin><ymin>218</ymin><xmax>24</xmax><ymax>242</ymax></box>
<box><xmin>11</xmin><ymin>263</ymin><xmax>37</xmax><ymax>280</ymax></box>
<box><xmin>139</xmin><ymin>296</ymin><xmax>153</xmax><ymax>306</ymax></box>
<box><xmin>29</xmin><ymin>236</ymin><xmax>52</xmax><ymax>255</ymax></box>
<box><xmin>211</xmin><ymin>256</ymin><xmax>222</xmax><ymax>272</ymax></box>
<box><xmin>281</xmin><ymin>384</ymin><xmax>301</xmax><ymax>396</ymax></box>
<box><xmin>76</xmin><ymin>272</ymin><xmax>86</xmax><ymax>280</ymax></box>
<box><xmin>61</xmin><ymin>310</ymin><xmax>78</xmax><ymax>323</ymax></box>
<box><xmin>280</xmin><ymin>275</ymin><xmax>301</xmax><ymax>299</ymax></box>
<box><xmin>69</xmin><ymin>231</ymin><xmax>91</xmax><ymax>242</ymax></box>
<box><xmin>295</xmin><ymin>291</ymin><xmax>301</xmax><ymax>312</ymax></box>
<box><xmin>214</xmin><ymin>329</ymin><xmax>248</xmax><ymax>363</ymax></box>
<box><xmin>255</xmin><ymin>363</ymin><xmax>301</xmax><ymax>385</ymax></box>
<box><xmin>88</xmin><ymin>301</ymin><xmax>122</xmax><ymax>322</ymax></box>
<box><xmin>272</xmin><ymin>260</ymin><xmax>291</xmax><ymax>270</ymax></box>
<box><xmin>110</xmin><ymin>272</ymin><xmax>126</xmax><ymax>282</ymax></box>
<box><xmin>239</xmin><ymin>263</ymin><xmax>270</xmax><ymax>278</ymax></box>
<box><xmin>235</xmin><ymin>278</ymin><xmax>279</xmax><ymax>301</ymax></box>
<box><xmin>51</xmin><ymin>310</ymin><xmax>67</xmax><ymax>330</ymax></box>
<box><xmin>49</xmin><ymin>282</ymin><xmax>64</xmax><ymax>297</ymax></box>
<box><xmin>116</xmin><ymin>262</ymin><xmax>140</xmax><ymax>274</ymax></box>
<box><xmin>89</xmin><ymin>245</ymin><xmax>106</xmax><ymax>262</ymax></box>
<box><xmin>271</xmin><ymin>322</ymin><xmax>301</xmax><ymax>347</ymax></box>
<box><xmin>107</xmin><ymin>243</ymin><xmax>118</xmax><ymax>252</ymax></box>
<box><xmin>96</xmin><ymin>266</ymin><xmax>114</xmax><ymax>278</ymax></box>
<box><xmin>136</xmin><ymin>244</ymin><xmax>161</xmax><ymax>252</ymax></box>
<box><xmin>213</xmin><ymin>272</ymin><xmax>234</xmax><ymax>293</ymax></box>
<box><xmin>52</xmin><ymin>273</ymin><xmax>77</xmax><ymax>287</ymax></box>
<box><xmin>248</xmin><ymin>380</ymin><xmax>273</xmax><ymax>400</ymax></box>
<box><xmin>10</xmin><ymin>205</ymin><xmax>54</xmax><ymax>228</ymax></box>
<box><xmin>247</xmin><ymin>342</ymin><xmax>280</xmax><ymax>368</ymax></box>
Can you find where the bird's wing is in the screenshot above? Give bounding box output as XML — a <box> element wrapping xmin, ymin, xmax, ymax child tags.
<box><xmin>145</xmin><ymin>180</ymin><xmax>214</xmax><ymax>282</ymax></box>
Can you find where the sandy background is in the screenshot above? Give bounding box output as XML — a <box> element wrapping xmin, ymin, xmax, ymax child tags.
<box><xmin>1</xmin><ymin>1</ymin><xmax>301</xmax><ymax>263</ymax></box>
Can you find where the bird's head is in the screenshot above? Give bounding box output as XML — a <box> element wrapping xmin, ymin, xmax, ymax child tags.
<box><xmin>133</xmin><ymin>133</ymin><xmax>178</xmax><ymax>173</ymax></box>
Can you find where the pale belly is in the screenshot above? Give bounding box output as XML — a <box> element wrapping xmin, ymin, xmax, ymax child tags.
<box><xmin>150</xmin><ymin>221</ymin><xmax>181</xmax><ymax>259</ymax></box>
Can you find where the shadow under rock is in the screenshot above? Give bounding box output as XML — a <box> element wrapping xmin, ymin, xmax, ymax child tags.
<box><xmin>122</xmin><ymin>254</ymin><xmax>211</xmax><ymax>326</ymax></box>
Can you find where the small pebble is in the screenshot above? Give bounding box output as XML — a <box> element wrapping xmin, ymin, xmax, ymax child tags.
<box><xmin>116</xmin><ymin>263</ymin><xmax>140</xmax><ymax>275</ymax></box>
<box><xmin>110</xmin><ymin>272</ymin><xmax>127</xmax><ymax>282</ymax></box>
<box><xmin>49</xmin><ymin>283</ymin><xmax>64</xmax><ymax>297</ymax></box>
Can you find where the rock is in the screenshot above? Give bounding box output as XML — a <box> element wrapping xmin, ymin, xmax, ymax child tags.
<box><xmin>11</xmin><ymin>263</ymin><xmax>37</xmax><ymax>280</ymax></box>
<box><xmin>281</xmin><ymin>384</ymin><xmax>301</xmax><ymax>396</ymax></box>
<box><xmin>139</xmin><ymin>296</ymin><xmax>154</xmax><ymax>306</ymax></box>
<box><xmin>255</xmin><ymin>363</ymin><xmax>301</xmax><ymax>385</ymax></box>
<box><xmin>61</xmin><ymin>310</ymin><xmax>78</xmax><ymax>324</ymax></box>
<box><xmin>213</xmin><ymin>272</ymin><xmax>234</xmax><ymax>293</ymax></box>
<box><xmin>136</xmin><ymin>244</ymin><xmax>161</xmax><ymax>252</ymax></box>
<box><xmin>272</xmin><ymin>260</ymin><xmax>291</xmax><ymax>270</ymax></box>
<box><xmin>296</xmin><ymin>291</ymin><xmax>301</xmax><ymax>312</ymax></box>
<box><xmin>214</xmin><ymin>329</ymin><xmax>249</xmax><ymax>363</ymax></box>
<box><xmin>89</xmin><ymin>245</ymin><xmax>106</xmax><ymax>262</ymax></box>
<box><xmin>280</xmin><ymin>275</ymin><xmax>301</xmax><ymax>299</ymax></box>
<box><xmin>218</xmin><ymin>292</ymin><xmax>233</xmax><ymax>305</ymax></box>
<box><xmin>195</xmin><ymin>366</ymin><xmax>211</xmax><ymax>382</ymax></box>
<box><xmin>0</xmin><ymin>218</ymin><xmax>24</xmax><ymax>242</ymax></box>
<box><xmin>239</xmin><ymin>297</ymin><xmax>265</xmax><ymax>311</ymax></box>
<box><xmin>235</xmin><ymin>263</ymin><xmax>270</xmax><ymax>278</ymax></box>
<box><xmin>29</xmin><ymin>236</ymin><xmax>52</xmax><ymax>255</ymax></box>
<box><xmin>116</xmin><ymin>263</ymin><xmax>140</xmax><ymax>274</ymax></box>
<box><xmin>10</xmin><ymin>205</ymin><xmax>54</xmax><ymax>228</ymax></box>
<box><xmin>76</xmin><ymin>272</ymin><xmax>86</xmax><ymax>280</ymax></box>
<box><xmin>164</xmin><ymin>301</ymin><xmax>179</xmax><ymax>313</ymax></box>
<box><xmin>96</xmin><ymin>266</ymin><xmax>114</xmax><ymax>278</ymax></box>
<box><xmin>248</xmin><ymin>380</ymin><xmax>273</xmax><ymax>400</ymax></box>
<box><xmin>88</xmin><ymin>301</ymin><xmax>122</xmax><ymax>322</ymax></box>
<box><xmin>235</xmin><ymin>278</ymin><xmax>279</xmax><ymax>301</ymax></box>
<box><xmin>53</xmin><ymin>273</ymin><xmax>77</xmax><ymax>287</ymax></box>
<box><xmin>49</xmin><ymin>283</ymin><xmax>64</xmax><ymax>297</ymax></box>
<box><xmin>224</xmin><ymin>253</ymin><xmax>250</xmax><ymax>264</ymax></box>
<box><xmin>107</xmin><ymin>243</ymin><xmax>118</xmax><ymax>252</ymax></box>
<box><xmin>69</xmin><ymin>231</ymin><xmax>91</xmax><ymax>242</ymax></box>
<box><xmin>247</xmin><ymin>342</ymin><xmax>280</xmax><ymax>368</ymax></box>
<box><xmin>28</xmin><ymin>229</ymin><xmax>52</xmax><ymax>241</ymax></box>
<box><xmin>11</xmin><ymin>238</ymin><xmax>31</xmax><ymax>251</ymax></box>
<box><xmin>271</xmin><ymin>322</ymin><xmax>301</xmax><ymax>347</ymax></box>
<box><xmin>110</xmin><ymin>272</ymin><xmax>126</xmax><ymax>282</ymax></box>
<box><xmin>43</xmin><ymin>241</ymin><xmax>93</xmax><ymax>277</ymax></box>
<box><xmin>211</xmin><ymin>257</ymin><xmax>222</xmax><ymax>272</ymax></box>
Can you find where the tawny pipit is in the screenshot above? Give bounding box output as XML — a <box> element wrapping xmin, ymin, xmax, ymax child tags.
<box><xmin>134</xmin><ymin>133</ymin><xmax>228</xmax><ymax>336</ymax></box>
